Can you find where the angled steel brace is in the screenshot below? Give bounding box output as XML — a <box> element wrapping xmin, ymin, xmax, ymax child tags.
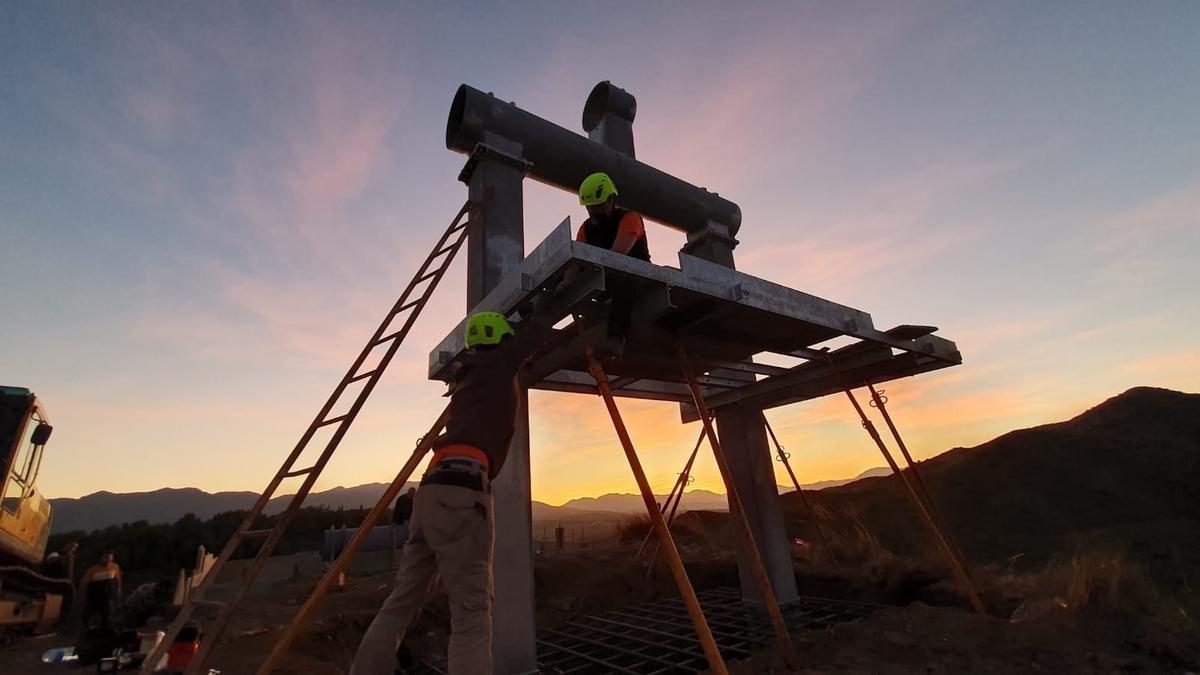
<box><xmin>679</xmin><ymin>347</ymin><xmax>800</xmax><ymax>668</ymax></box>
<box><xmin>762</xmin><ymin>417</ymin><xmax>840</xmax><ymax>568</ymax></box>
<box><xmin>823</xmin><ymin>355</ymin><xmax>986</xmax><ymax>615</ymax></box>
<box><xmin>581</xmin><ymin>330</ymin><xmax>729</xmax><ymax>675</ymax></box>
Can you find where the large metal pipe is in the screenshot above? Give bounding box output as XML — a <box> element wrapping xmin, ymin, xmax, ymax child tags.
<box><xmin>446</xmin><ymin>84</ymin><xmax>742</xmax><ymax>235</ymax></box>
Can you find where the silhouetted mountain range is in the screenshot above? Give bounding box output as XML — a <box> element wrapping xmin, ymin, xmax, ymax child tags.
<box><xmin>785</xmin><ymin>387</ymin><xmax>1200</xmax><ymax>562</ymax></box>
<box><xmin>58</xmin><ymin>387</ymin><xmax>1193</xmax><ymax>542</ymax></box>
<box><xmin>558</xmin><ymin>467</ymin><xmax>891</xmax><ymax>514</ymax></box>
<box><xmin>49</xmin><ymin>466</ymin><xmax>890</xmax><ymax>534</ymax></box>
<box><xmin>50</xmin><ymin>482</ymin><xmax>419</xmax><ymax>534</ymax></box>
<box><xmin>51</xmin><ymin>481</ymin><xmax>610</xmax><ymax>534</ymax></box>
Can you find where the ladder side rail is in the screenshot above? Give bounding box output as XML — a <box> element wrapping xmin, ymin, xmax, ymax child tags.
<box><xmin>144</xmin><ymin>202</ymin><xmax>470</xmax><ymax>675</ymax></box>
<box><xmin>256</xmin><ymin>405</ymin><xmax>451</xmax><ymax>674</ymax></box>
<box><xmin>184</xmin><ymin>209</ymin><xmax>472</xmax><ymax>674</ymax></box>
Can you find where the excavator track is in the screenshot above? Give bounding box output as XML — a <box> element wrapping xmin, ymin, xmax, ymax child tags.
<box><xmin>0</xmin><ymin>565</ymin><xmax>73</xmax><ymax>639</ymax></box>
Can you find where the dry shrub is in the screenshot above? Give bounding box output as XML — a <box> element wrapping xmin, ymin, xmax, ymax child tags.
<box><xmin>617</xmin><ymin>515</ymin><xmax>651</xmax><ymax>542</ymax></box>
<box><xmin>816</xmin><ymin>502</ymin><xmax>889</xmax><ymax>564</ymax></box>
<box><xmin>975</xmin><ymin>548</ymin><xmax>1162</xmax><ymax>621</ymax></box>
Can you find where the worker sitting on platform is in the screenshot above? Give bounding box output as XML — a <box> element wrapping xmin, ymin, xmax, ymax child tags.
<box><xmin>576</xmin><ymin>171</ymin><xmax>649</xmax><ymax>346</ymax></box>
<box><xmin>351</xmin><ymin>309</ymin><xmax>552</xmax><ymax>675</ymax></box>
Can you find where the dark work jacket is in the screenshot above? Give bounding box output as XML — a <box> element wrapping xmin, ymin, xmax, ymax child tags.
<box><xmin>392</xmin><ymin>492</ymin><xmax>414</xmax><ymax>525</ymax></box>
<box><xmin>432</xmin><ymin>318</ymin><xmax>553</xmax><ymax>479</ymax></box>
<box><xmin>580</xmin><ymin>208</ymin><xmax>651</xmax><ymax>262</ymax></box>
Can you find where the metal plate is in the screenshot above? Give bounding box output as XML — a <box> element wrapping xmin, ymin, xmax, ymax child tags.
<box><xmin>427</xmin><ymin>221</ymin><xmax>962</xmax><ymax>416</ymax></box>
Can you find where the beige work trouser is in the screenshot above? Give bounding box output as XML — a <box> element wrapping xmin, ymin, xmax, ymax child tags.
<box><xmin>350</xmin><ymin>480</ymin><xmax>494</xmax><ymax>675</ymax></box>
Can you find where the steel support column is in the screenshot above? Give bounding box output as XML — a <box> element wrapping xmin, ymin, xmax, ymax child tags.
<box><xmin>492</xmin><ymin>389</ymin><xmax>537</xmax><ymax>675</ymax></box>
<box><xmin>464</xmin><ymin>141</ymin><xmax>527</xmax><ymax>311</ymax></box>
<box><xmin>685</xmin><ymin>240</ymin><xmax>795</xmax><ymax>606</ymax></box>
<box><xmin>713</xmin><ymin>402</ymin><xmax>800</xmax><ymax>605</ymax></box>
<box><xmin>462</xmin><ymin>145</ymin><xmax>537</xmax><ymax>674</ymax></box>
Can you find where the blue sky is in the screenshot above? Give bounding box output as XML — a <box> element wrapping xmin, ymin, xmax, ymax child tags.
<box><xmin>2</xmin><ymin>2</ymin><xmax>1197</xmax><ymax>503</ymax></box>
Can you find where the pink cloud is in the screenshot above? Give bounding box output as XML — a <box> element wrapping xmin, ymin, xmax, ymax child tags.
<box><xmin>1093</xmin><ymin>178</ymin><xmax>1200</xmax><ymax>253</ymax></box>
<box><xmin>735</xmin><ymin>156</ymin><xmax>1012</xmax><ymax>297</ymax></box>
<box><xmin>1118</xmin><ymin>349</ymin><xmax>1200</xmax><ymax>383</ymax></box>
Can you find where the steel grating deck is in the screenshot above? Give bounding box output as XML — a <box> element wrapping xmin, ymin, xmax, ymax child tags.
<box><xmin>411</xmin><ymin>589</ymin><xmax>878</xmax><ymax>674</ymax></box>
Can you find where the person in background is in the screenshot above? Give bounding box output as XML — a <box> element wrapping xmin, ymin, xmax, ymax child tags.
<box><xmin>113</xmin><ymin>578</ymin><xmax>175</xmax><ymax>630</ymax></box>
<box><xmin>392</xmin><ymin>487</ymin><xmax>416</xmax><ymax>532</ymax></box>
<box><xmin>391</xmin><ymin>487</ymin><xmax>417</xmax><ymax>566</ymax></box>
<box><xmin>41</xmin><ymin>541</ymin><xmax>78</xmax><ymax>580</ymax></box>
<box><xmin>79</xmin><ymin>550</ymin><xmax>122</xmax><ymax>629</ymax></box>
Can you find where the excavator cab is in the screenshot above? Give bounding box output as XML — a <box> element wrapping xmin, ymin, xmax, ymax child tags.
<box><xmin>1</xmin><ymin>386</ymin><xmax>53</xmax><ymax>563</ymax></box>
<box><xmin>0</xmin><ymin>385</ymin><xmax>67</xmax><ymax>634</ymax></box>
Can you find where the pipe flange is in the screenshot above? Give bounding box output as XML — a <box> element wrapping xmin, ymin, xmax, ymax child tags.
<box><xmin>458</xmin><ymin>143</ymin><xmax>533</xmax><ymax>184</ymax></box>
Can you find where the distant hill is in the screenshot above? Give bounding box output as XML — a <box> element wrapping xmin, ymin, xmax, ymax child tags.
<box><xmin>50</xmin><ymin>481</ymin><xmax>610</xmax><ymax>534</ymax></box>
<box><xmin>50</xmin><ymin>482</ymin><xmax>419</xmax><ymax>534</ymax></box>
<box><xmin>557</xmin><ymin>468</ymin><xmax>891</xmax><ymax>514</ymax></box>
<box><xmin>51</xmin><ymin>462</ymin><xmax>891</xmax><ymax>533</ymax></box>
<box><xmin>793</xmin><ymin>466</ymin><xmax>891</xmax><ymax>491</ymax></box>
<box><xmin>562</xmin><ymin>489</ymin><xmax>731</xmax><ymax>514</ymax></box>
<box><xmin>787</xmin><ymin>387</ymin><xmax>1200</xmax><ymax>562</ymax></box>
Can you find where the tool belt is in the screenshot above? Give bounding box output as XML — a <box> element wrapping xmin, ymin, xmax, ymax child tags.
<box><xmin>421</xmin><ymin>468</ymin><xmax>489</xmax><ymax>492</ymax></box>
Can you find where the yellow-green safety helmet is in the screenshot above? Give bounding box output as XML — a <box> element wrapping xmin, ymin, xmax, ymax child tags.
<box><xmin>579</xmin><ymin>172</ymin><xmax>618</xmax><ymax>206</ymax></box>
<box><xmin>465</xmin><ymin>311</ymin><xmax>515</xmax><ymax>348</ymax></box>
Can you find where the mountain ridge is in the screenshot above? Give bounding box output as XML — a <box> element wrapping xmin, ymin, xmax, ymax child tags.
<box><xmin>789</xmin><ymin>386</ymin><xmax>1200</xmax><ymax>561</ymax></box>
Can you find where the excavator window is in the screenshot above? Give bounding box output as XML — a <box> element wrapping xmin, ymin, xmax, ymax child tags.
<box><xmin>2</xmin><ymin>409</ymin><xmax>44</xmax><ymax>514</ymax></box>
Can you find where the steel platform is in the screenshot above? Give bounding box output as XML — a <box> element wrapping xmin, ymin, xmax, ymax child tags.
<box><xmin>427</xmin><ymin>219</ymin><xmax>961</xmax><ymax>420</ymax></box>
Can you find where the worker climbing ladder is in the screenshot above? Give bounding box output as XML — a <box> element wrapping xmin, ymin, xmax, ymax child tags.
<box><xmin>141</xmin><ymin>202</ymin><xmax>474</xmax><ymax>675</ymax></box>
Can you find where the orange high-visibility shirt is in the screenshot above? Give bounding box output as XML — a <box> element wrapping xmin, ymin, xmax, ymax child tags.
<box><xmin>81</xmin><ymin>561</ymin><xmax>122</xmax><ymax>586</ymax></box>
<box><xmin>575</xmin><ymin>212</ymin><xmax>646</xmax><ymax>245</ymax></box>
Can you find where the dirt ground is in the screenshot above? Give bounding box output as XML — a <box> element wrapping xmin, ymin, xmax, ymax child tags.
<box><xmin>4</xmin><ymin>541</ymin><xmax>1197</xmax><ymax>674</ymax></box>
<box><xmin>724</xmin><ymin>603</ymin><xmax>1199</xmax><ymax>674</ymax></box>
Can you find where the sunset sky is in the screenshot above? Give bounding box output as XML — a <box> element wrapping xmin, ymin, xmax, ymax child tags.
<box><xmin>3</xmin><ymin>2</ymin><xmax>1197</xmax><ymax>506</ymax></box>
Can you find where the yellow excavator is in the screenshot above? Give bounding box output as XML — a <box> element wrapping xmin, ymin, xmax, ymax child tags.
<box><xmin>0</xmin><ymin>385</ymin><xmax>70</xmax><ymax>634</ymax></box>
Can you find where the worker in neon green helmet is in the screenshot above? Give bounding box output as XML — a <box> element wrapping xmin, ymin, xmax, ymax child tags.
<box><xmin>353</xmin><ymin>307</ymin><xmax>552</xmax><ymax>675</ymax></box>
<box><xmin>577</xmin><ymin>172</ymin><xmax>650</xmax><ymax>346</ymax></box>
<box><xmin>577</xmin><ymin>172</ymin><xmax>650</xmax><ymax>262</ymax></box>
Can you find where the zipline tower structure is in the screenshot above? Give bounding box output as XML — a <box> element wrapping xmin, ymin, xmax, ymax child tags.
<box><xmin>150</xmin><ymin>80</ymin><xmax>974</xmax><ymax>675</ymax></box>
<box><xmin>434</xmin><ymin>82</ymin><xmax>966</xmax><ymax>673</ymax></box>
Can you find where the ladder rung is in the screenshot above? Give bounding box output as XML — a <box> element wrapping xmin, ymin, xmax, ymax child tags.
<box><xmin>316</xmin><ymin>414</ymin><xmax>348</xmax><ymax>428</ymax></box>
<box><xmin>416</xmin><ymin>270</ymin><xmax>439</xmax><ymax>284</ymax></box>
<box><xmin>347</xmin><ymin>369</ymin><xmax>377</xmax><ymax>384</ymax></box>
<box><xmin>243</xmin><ymin>528</ymin><xmax>272</xmax><ymax>539</ymax></box>
<box><xmin>394</xmin><ymin>299</ymin><xmax>421</xmax><ymax>314</ymax></box>
<box><xmin>432</xmin><ymin>244</ymin><xmax>456</xmax><ymax>257</ymax></box>
<box><xmin>283</xmin><ymin>466</ymin><xmax>315</xmax><ymax>478</ymax></box>
<box><xmin>373</xmin><ymin>329</ymin><xmax>404</xmax><ymax>346</ymax></box>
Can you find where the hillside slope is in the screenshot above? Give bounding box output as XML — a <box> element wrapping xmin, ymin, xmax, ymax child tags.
<box><xmin>789</xmin><ymin>387</ymin><xmax>1200</xmax><ymax>561</ymax></box>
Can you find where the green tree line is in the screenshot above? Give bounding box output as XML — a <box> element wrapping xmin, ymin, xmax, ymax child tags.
<box><xmin>49</xmin><ymin>505</ymin><xmax>380</xmax><ymax>577</ymax></box>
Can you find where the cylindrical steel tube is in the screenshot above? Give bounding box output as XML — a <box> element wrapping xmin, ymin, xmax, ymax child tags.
<box><xmin>447</xmin><ymin>84</ymin><xmax>742</xmax><ymax>235</ymax></box>
<box><xmin>583</xmin><ymin>81</ymin><xmax>637</xmax><ymax>131</ymax></box>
